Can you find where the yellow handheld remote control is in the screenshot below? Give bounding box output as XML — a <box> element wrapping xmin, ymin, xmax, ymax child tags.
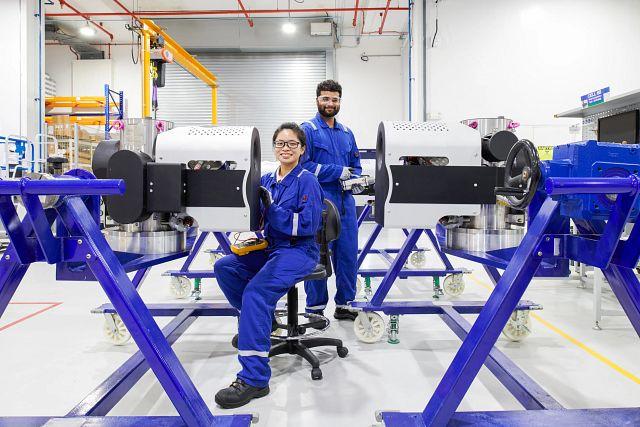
<box><xmin>230</xmin><ymin>238</ymin><xmax>268</xmax><ymax>256</ymax></box>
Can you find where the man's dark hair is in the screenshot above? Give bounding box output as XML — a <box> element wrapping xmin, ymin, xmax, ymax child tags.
<box><xmin>273</xmin><ymin>122</ymin><xmax>306</xmax><ymax>147</ymax></box>
<box><xmin>316</xmin><ymin>79</ymin><xmax>342</xmax><ymax>98</ymax></box>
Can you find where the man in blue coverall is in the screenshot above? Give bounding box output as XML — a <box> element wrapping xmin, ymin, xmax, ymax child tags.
<box><xmin>214</xmin><ymin>123</ymin><xmax>324</xmax><ymax>408</ymax></box>
<box><xmin>301</xmin><ymin>80</ymin><xmax>362</xmax><ymax>321</ymax></box>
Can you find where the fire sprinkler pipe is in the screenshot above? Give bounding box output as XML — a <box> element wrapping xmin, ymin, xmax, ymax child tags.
<box><xmin>57</xmin><ymin>0</ymin><xmax>114</xmax><ymax>41</ymax></box>
<box><xmin>352</xmin><ymin>0</ymin><xmax>359</xmax><ymax>26</ymax></box>
<box><xmin>237</xmin><ymin>0</ymin><xmax>254</xmax><ymax>27</ymax></box>
<box><xmin>378</xmin><ymin>0</ymin><xmax>392</xmax><ymax>34</ymax></box>
<box><xmin>46</xmin><ymin>7</ymin><xmax>409</xmax><ymax>18</ymax></box>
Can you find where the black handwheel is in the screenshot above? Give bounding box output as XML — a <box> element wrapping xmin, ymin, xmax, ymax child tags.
<box><xmin>495</xmin><ymin>139</ymin><xmax>541</xmax><ymax>209</ymax></box>
<box><xmin>311</xmin><ymin>368</ymin><xmax>323</xmax><ymax>380</ymax></box>
<box><xmin>337</xmin><ymin>346</ymin><xmax>349</xmax><ymax>358</ymax></box>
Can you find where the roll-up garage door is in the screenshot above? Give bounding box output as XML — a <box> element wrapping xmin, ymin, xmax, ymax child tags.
<box><xmin>156</xmin><ymin>52</ymin><xmax>327</xmax><ymax>161</ymax></box>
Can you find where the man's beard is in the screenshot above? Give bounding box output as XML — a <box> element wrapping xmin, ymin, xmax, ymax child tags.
<box><xmin>318</xmin><ymin>103</ymin><xmax>340</xmax><ymax>118</ymax></box>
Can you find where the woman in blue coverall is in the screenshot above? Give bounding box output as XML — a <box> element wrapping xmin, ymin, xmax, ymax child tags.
<box><xmin>214</xmin><ymin>122</ymin><xmax>324</xmax><ymax>409</ymax></box>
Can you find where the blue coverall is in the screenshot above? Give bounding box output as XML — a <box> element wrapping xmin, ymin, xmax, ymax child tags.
<box><xmin>214</xmin><ymin>164</ymin><xmax>324</xmax><ymax>388</ymax></box>
<box><xmin>301</xmin><ymin>113</ymin><xmax>362</xmax><ymax>312</ymax></box>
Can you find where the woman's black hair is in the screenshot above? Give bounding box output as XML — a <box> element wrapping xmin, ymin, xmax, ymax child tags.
<box><xmin>272</xmin><ymin>122</ymin><xmax>306</xmax><ymax>147</ymax></box>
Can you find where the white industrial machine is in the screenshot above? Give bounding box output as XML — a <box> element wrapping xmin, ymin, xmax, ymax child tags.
<box><xmin>374</xmin><ymin>118</ymin><xmax>523</xmax><ymax>251</ymax></box>
<box><xmin>155</xmin><ymin>126</ymin><xmax>260</xmax><ymax>231</ymax></box>
<box><xmin>93</xmin><ymin>123</ymin><xmax>260</xmax><ymax>254</ymax></box>
<box><xmin>375</xmin><ymin>120</ymin><xmax>484</xmax><ymax>228</ymax></box>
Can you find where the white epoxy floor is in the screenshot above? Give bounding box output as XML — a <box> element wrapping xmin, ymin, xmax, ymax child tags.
<box><xmin>1</xmin><ymin>225</ymin><xmax>640</xmax><ymax>426</ymax></box>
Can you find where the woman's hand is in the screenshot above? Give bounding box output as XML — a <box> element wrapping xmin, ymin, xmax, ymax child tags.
<box><xmin>259</xmin><ymin>186</ymin><xmax>272</xmax><ymax>211</ymax></box>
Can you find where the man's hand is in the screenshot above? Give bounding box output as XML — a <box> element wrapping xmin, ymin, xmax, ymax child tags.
<box><xmin>351</xmin><ymin>183</ymin><xmax>364</xmax><ymax>194</ymax></box>
<box><xmin>258</xmin><ymin>186</ymin><xmax>272</xmax><ymax>211</ymax></box>
<box><xmin>340</xmin><ymin>167</ymin><xmax>352</xmax><ymax>181</ymax></box>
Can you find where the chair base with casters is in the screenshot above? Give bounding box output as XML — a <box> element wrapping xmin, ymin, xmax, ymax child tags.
<box><xmin>270</xmin><ymin>278</ymin><xmax>348</xmax><ymax>380</ymax></box>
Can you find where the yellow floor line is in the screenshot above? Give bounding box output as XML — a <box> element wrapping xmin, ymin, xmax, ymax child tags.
<box><xmin>468</xmin><ymin>274</ymin><xmax>640</xmax><ymax>385</ymax></box>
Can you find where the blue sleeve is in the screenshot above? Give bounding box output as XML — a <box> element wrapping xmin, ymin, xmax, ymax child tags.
<box><xmin>267</xmin><ymin>174</ymin><xmax>323</xmax><ymax>237</ymax></box>
<box><xmin>348</xmin><ymin>131</ymin><xmax>362</xmax><ymax>177</ymax></box>
<box><xmin>300</xmin><ymin>125</ymin><xmax>344</xmax><ymax>184</ymax></box>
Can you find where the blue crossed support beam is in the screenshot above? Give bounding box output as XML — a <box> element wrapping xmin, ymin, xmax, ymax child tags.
<box><xmin>0</xmin><ymin>173</ymin><xmax>251</xmax><ymax>426</ymax></box>
<box><xmin>379</xmin><ymin>175</ymin><xmax>640</xmax><ymax>426</ymax></box>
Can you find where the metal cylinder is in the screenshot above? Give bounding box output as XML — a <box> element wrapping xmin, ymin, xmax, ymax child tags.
<box><xmin>103</xmin><ymin>229</ymin><xmax>187</xmax><ymax>254</ymax></box>
<box><xmin>446</xmin><ymin>227</ymin><xmax>525</xmax><ymax>252</ymax></box>
<box><xmin>469</xmin><ymin>204</ymin><xmax>508</xmax><ymax>230</ymax></box>
<box><xmin>121</xmin><ymin>214</ymin><xmax>171</xmax><ymax>233</ymax></box>
<box><xmin>0</xmin><ymin>177</ymin><xmax>125</xmax><ymax>196</ymax></box>
<box><xmin>545</xmin><ymin>176</ymin><xmax>639</xmax><ymax>196</ymax></box>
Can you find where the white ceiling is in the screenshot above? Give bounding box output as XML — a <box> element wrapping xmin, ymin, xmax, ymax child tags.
<box><xmin>45</xmin><ymin>0</ymin><xmax>410</xmax><ymax>43</ymax></box>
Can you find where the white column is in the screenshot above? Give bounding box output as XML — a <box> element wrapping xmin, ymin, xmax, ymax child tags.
<box><xmin>401</xmin><ymin>1</ymin><xmax>427</xmax><ymax>122</ymax></box>
<box><xmin>0</xmin><ymin>0</ymin><xmax>43</xmax><ymax>142</ymax></box>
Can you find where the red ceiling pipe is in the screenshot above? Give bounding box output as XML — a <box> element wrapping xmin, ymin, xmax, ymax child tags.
<box><xmin>237</xmin><ymin>0</ymin><xmax>254</xmax><ymax>27</ymax></box>
<box><xmin>47</xmin><ymin>7</ymin><xmax>408</xmax><ymax>18</ymax></box>
<box><xmin>112</xmin><ymin>0</ymin><xmax>141</xmax><ymax>25</ymax></box>
<box><xmin>378</xmin><ymin>0</ymin><xmax>392</xmax><ymax>34</ymax></box>
<box><xmin>352</xmin><ymin>0</ymin><xmax>359</xmax><ymax>26</ymax></box>
<box><xmin>57</xmin><ymin>0</ymin><xmax>114</xmax><ymax>41</ymax></box>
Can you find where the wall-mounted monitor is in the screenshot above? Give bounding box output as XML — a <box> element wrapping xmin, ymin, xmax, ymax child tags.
<box><xmin>598</xmin><ymin>109</ymin><xmax>639</xmax><ymax>144</ymax></box>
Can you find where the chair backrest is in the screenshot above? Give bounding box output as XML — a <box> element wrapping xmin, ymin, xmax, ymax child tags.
<box><xmin>317</xmin><ymin>199</ymin><xmax>341</xmax><ymax>277</ymax></box>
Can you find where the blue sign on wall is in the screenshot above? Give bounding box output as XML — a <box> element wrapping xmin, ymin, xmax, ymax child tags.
<box><xmin>581</xmin><ymin>87</ymin><xmax>610</xmax><ymax>107</ymax></box>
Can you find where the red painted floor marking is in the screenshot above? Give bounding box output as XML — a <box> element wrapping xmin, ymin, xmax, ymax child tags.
<box><xmin>0</xmin><ymin>302</ymin><xmax>63</xmax><ymax>332</ymax></box>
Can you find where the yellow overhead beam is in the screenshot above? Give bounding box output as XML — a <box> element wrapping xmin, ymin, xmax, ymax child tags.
<box><xmin>142</xmin><ymin>27</ymin><xmax>151</xmax><ymax>117</ymax></box>
<box><xmin>141</xmin><ymin>19</ymin><xmax>218</xmax><ymax>122</ymax></box>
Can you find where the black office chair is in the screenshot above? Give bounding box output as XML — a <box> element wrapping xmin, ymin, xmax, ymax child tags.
<box><xmin>269</xmin><ymin>199</ymin><xmax>348</xmax><ymax>380</ymax></box>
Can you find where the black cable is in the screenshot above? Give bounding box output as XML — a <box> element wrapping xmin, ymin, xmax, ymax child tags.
<box><xmin>130</xmin><ymin>21</ymin><xmax>140</xmax><ymax>65</ymax></box>
<box><xmin>431</xmin><ymin>0</ymin><xmax>439</xmax><ymax>48</ymax></box>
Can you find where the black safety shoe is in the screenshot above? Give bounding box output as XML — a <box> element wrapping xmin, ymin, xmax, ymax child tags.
<box><xmin>334</xmin><ymin>306</ymin><xmax>358</xmax><ymax>321</ymax></box>
<box><xmin>215</xmin><ymin>378</ymin><xmax>269</xmax><ymax>409</ymax></box>
<box><xmin>232</xmin><ymin>318</ymin><xmax>280</xmax><ymax>348</ymax></box>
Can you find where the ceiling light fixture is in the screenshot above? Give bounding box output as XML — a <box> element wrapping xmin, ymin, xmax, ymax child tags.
<box><xmin>282</xmin><ymin>0</ymin><xmax>296</xmax><ymax>34</ymax></box>
<box><xmin>282</xmin><ymin>22</ymin><xmax>296</xmax><ymax>34</ymax></box>
<box><xmin>79</xmin><ymin>21</ymin><xmax>96</xmax><ymax>37</ymax></box>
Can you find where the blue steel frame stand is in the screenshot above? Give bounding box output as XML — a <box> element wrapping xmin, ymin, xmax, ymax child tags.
<box><xmin>104</xmin><ymin>84</ymin><xmax>124</xmax><ymax>141</ymax></box>
<box><xmin>0</xmin><ymin>175</ymin><xmax>251</xmax><ymax>426</ymax></box>
<box><xmin>377</xmin><ymin>176</ymin><xmax>640</xmax><ymax>426</ymax></box>
<box><xmin>352</xmin><ymin>203</ymin><xmax>539</xmax><ymax>346</ymax></box>
<box><xmin>356</xmin><ymin>203</ymin><xmax>468</xmax><ymax>300</ymax></box>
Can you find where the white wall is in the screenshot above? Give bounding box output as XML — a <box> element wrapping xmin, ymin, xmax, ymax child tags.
<box><xmin>421</xmin><ymin>0</ymin><xmax>640</xmax><ymax>146</ymax></box>
<box><xmin>335</xmin><ymin>36</ymin><xmax>405</xmax><ymax>148</ymax></box>
<box><xmin>0</xmin><ymin>0</ymin><xmax>42</xmax><ymax>142</ymax></box>
<box><xmin>45</xmin><ymin>45</ymin><xmax>142</xmax><ymax>117</ymax></box>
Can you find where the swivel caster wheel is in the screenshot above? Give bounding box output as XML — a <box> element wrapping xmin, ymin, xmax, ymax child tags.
<box><xmin>409</xmin><ymin>250</ymin><xmax>427</xmax><ymax>268</ymax></box>
<box><xmin>311</xmin><ymin>367</ymin><xmax>323</xmax><ymax>380</ymax></box>
<box><xmin>102</xmin><ymin>314</ymin><xmax>131</xmax><ymax>346</ymax></box>
<box><xmin>337</xmin><ymin>346</ymin><xmax>349</xmax><ymax>358</ymax></box>
<box><xmin>354</xmin><ymin>312</ymin><xmax>385</xmax><ymax>343</ymax></box>
<box><xmin>502</xmin><ymin>310</ymin><xmax>532</xmax><ymax>342</ymax></box>
<box><xmin>169</xmin><ymin>276</ymin><xmax>191</xmax><ymax>299</ymax></box>
<box><xmin>443</xmin><ymin>274</ymin><xmax>465</xmax><ymax>297</ymax></box>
